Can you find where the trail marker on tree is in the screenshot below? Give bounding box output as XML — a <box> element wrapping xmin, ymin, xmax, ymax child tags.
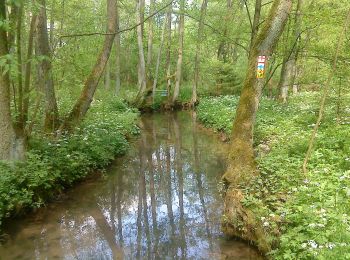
<box><xmin>257</xmin><ymin>55</ymin><xmax>266</xmax><ymax>79</ymax></box>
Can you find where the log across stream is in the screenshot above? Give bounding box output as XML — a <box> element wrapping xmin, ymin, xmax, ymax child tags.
<box><xmin>0</xmin><ymin>112</ymin><xmax>262</xmax><ymax>259</ymax></box>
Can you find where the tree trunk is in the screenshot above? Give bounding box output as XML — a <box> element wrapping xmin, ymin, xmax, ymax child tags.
<box><xmin>115</xmin><ymin>3</ymin><xmax>121</xmax><ymax>95</ymax></box>
<box><xmin>217</xmin><ymin>0</ymin><xmax>233</xmax><ymax>62</ymax></box>
<box><xmin>146</xmin><ymin>0</ymin><xmax>155</xmax><ymax>80</ymax></box>
<box><xmin>0</xmin><ymin>2</ymin><xmax>25</xmax><ymax>161</ymax></box>
<box><xmin>221</xmin><ymin>0</ymin><xmax>292</xmax><ymax>253</ymax></box>
<box><xmin>172</xmin><ymin>0</ymin><xmax>185</xmax><ymax>105</ymax></box>
<box><xmin>165</xmin><ymin>4</ymin><xmax>172</xmax><ymax>102</ymax></box>
<box><xmin>191</xmin><ymin>0</ymin><xmax>208</xmax><ymax>106</ymax></box>
<box><xmin>37</xmin><ymin>0</ymin><xmax>59</xmax><ymax>132</ymax></box>
<box><xmin>104</xmin><ymin>60</ymin><xmax>111</xmax><ymax>90</ymax></box>
<box><xmin>278</xmin><ymin>0</ymin><xmax>303</xmax><ymax>102</ymax></box>
<box><xmin>16</xmin><ymin>4</ymin><xmax>24</xmax><ymax>127</ymax></box>
<box><xmin>134</xmin><ymin>0</ymin><xmax>147</xmax><ymax>107</ymax></box>
<box><xmin>152</xmin><ymin>15</ymin><xmax>167</xmax><ymax>104</ymax></box>
<box><xmin>23</xmin><ymin>14</ymin><xmax>37</xmax><ymax>126</ymax></box>
<box><xmin>61</xmin><ymin>0</ymin><xmax>117</xmax><ymax>130</ymax></box>
<box><xmin>250</xmin><ymin>0</ymin><xmax>262</xmax><ymax>53</ymax></box>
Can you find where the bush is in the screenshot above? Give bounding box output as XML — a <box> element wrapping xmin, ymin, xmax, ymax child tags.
<box><xmin>0</xmin><ymin>97</ymin><xmax>139</xmax><ymax>227</ymax></box>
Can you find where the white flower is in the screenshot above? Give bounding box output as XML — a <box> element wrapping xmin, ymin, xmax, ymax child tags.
<box><xmin>263</xmin><ymin>221</ymin><xmax>270</xmax><ymax>227</ymax></box>
<box><xmin>326</xmin><ymin>243</ymin><xmax>336</xmax><ymax>249</ymax></box>
<box><xmin>301</xmin><ymin>243</ymin><xmax>307</xmax><ymax>248</ymax></box>
<box><xmin>308</xmin><ymin>240</ymin><xmax>318</xmax><ymax>249</ymax></box>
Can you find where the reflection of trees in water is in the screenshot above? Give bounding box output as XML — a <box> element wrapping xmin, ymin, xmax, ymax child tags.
<box><xmin>1</xmin><ymin>112</ymin><xmax>230</xmax><ymax>260</ymax></box>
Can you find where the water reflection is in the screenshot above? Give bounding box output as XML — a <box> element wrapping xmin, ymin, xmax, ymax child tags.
<box><xmin>0</xmin><ymin>112</ymin><xmax>261</xmax><ymax>260</ymax></box>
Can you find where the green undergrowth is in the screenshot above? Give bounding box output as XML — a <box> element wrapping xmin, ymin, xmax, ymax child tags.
<box><xmin>197</xmin><ymin>92</ymin><xmax>350</xmax><ymax>259</ymax></box>
<box><xmin>0</xmin><ymin>97</ymin><xmax>139</xmax><ymax>228</ymax></box>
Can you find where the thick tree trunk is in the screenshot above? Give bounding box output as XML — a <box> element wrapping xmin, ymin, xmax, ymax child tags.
<box><xmin>37</xmin><ymin>0</ymin><xmax>59</xmax><ymax>132</ymax></box>
<box><xmin>191</xmin><ymin>0</ymin><xmax>208</xmax><ymax>106</ymax></box>
<box><xmin>61</xmin><ymin>0</ymin><xmax>117</xmax><ymax>130</ymax></box>
<box><xmin>0</xmin><ymin>2</ymin><xmax>25</xmax><ymax>161</ymax></box>
<box><xmin>134</xmin><ymin>0</ymin><xmax>147</xmax><ymax>107</ymax></box>
<box><xmin>172</xmin><ymin>0</ymin><xmax>185</xmax><ymax>105</ymax></box>
<box><xmin>115</xmin><ymin>3</ymin><xmax>121</xmax><ymax>95</ymax></box>
<box><xmin>221</xmin><ymin>0</ymin><xmax>292</xmax><ymax>253</ymax></box>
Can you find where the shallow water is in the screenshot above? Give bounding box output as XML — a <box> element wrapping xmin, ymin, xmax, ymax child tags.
<box><xmin>0</xmin><ymin>112</ymin><xmax>261</xmax><ymax>260</ymax></box>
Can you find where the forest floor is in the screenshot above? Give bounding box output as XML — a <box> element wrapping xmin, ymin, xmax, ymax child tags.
<box><xmin>197</xmin><ymin>92</ymin><xmax>350</xmax><ymax>259</ymax></box>
<box><xmin>0</xmin><ymin>95</ymin><xmax>139</xmax><ymax>229</ymax></box>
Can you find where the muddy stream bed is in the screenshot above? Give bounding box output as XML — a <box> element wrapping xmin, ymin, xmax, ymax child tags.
<box><xmin>0</xmin><ymin>112</ymin><xmax>262</xmax><ymax>260</ymax></box>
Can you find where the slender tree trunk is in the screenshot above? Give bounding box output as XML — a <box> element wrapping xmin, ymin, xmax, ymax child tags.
<box><xmin>217</xmin><ymin>0</ymin><xmax>233</xmax><ymax>62</ymax></box>
<box><xmin>61</xmin><ymin>0</ymin><xmax>117</xmax><ymax>130</ymax></box>
<box><xmin>278</xmin><ymin>0</ymin><xmax>303</xmax><ymax>102</ymax></box>
<box><xmin>172</xmin><ymin>0</ymin><xmax>185</xmax><ymax>105</ymax></box>
<box><xmin>104</xmin><ymin>60</ymin><xmax>111</xmax><ymax>89</ymax></box>
<box><xmin>15</xmin><ymin>4</ymin><xmax>24</xmax><ymax>127</ymax></box>
<box><xmin>165</xmin><ymin>4</ymin><xmax>172</xmax><ymax>102</ymax></box>
<box><xmin>37</xmin><ymin>0</ymin><xmax>59</xmax><ymax>132</ymax></box>
<box><xmin>303</xmin><ymin>9</ymin><xmax>350</xmax><ymax>174</ymax></box>
<box><xmin>291</xmin><ymin>0</ymin><xmax>303</xmax><ymax>93</ymax></box>
<box><xmin>146</xmin><ymin>0</ymin><xmax>155</xmax><ymax>80</ymax></box>
<box><xmin>23</xmin><ymin>14</ymin><xmax>37</xmax><ymax>126</ymax></box>
<box><xmin>221</xmin><ymin>0</ymin><xmax>292</xmax><ymax>253</ymax></box>
<box><xmin>152</xmin><ymin>15</ymin><xmax>167</xmax><ymax>104</ymax></box>
<box><xmin>50</xmin><ymin>0</ymin><xmax>55</xmax><ymax>46</ymax></box>
<box><xmin>192</xmin><ymin>0</ymin><xmax>208</xmax><ymax>106</ymax></box>
<box><xmin>134</xmin><ymin>0</ymin><xmax>147</xmax><ymax>107</ymax></box>
<box><xmin>115</xmin><ymin>3</ymin><xmax>121</xmax><ymax>95</ymax></box>
<box><xmin>0</xmin><ymin>2</ymin><xmax>24</xmax><ymax>161</ymax></box>
<box><xmin>250</xmin><ymin>0</ymin><xmax>262</xmax><ymax>53</ymax></box>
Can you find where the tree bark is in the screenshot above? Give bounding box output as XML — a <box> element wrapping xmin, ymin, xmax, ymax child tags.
<box><xmin>61</xmin><ymin>0</ymin><xmax>117</xmax><ymax>130</ymax></box>
<box><xmin>191</xmin><ymin>0</ymin><xmax>208</xmax><ymax>106</ymax></box>
<box><xmin>221</xmin><ymin>0</ymin><xmax>292</xmax><ymax>253</ymax></box>
<box><xmin>172</xmin><ymin>0</ymin><xmax>185</xmax><ymax>105</ymax></box>
<box><xmin>37</xmin><ymin>0</ymin><xmax>59</xmax><ymax>132</ymax></box>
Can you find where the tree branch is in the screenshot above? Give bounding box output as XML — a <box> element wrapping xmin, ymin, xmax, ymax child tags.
<box><xmin>59</xmin><ymin>0</ymin><xmax>174</xmax><ymax>38</ymax></box>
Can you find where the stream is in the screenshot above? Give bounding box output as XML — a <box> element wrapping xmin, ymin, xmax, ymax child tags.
<box><xmin>0</xmin><ymin>112</ymin><xmax>261</xmax><ymax>260</ymax></box>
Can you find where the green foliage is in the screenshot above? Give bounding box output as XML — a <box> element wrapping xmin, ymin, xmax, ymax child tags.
<box><xmin>197</xmin><ymin>92</ymin><xmax>350</xmax><ymax>259</ymax></box>
<box><xmin>0</xmin><ymin>97</ymin><xmax>139</xmax><ymax>227</ymax></box>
